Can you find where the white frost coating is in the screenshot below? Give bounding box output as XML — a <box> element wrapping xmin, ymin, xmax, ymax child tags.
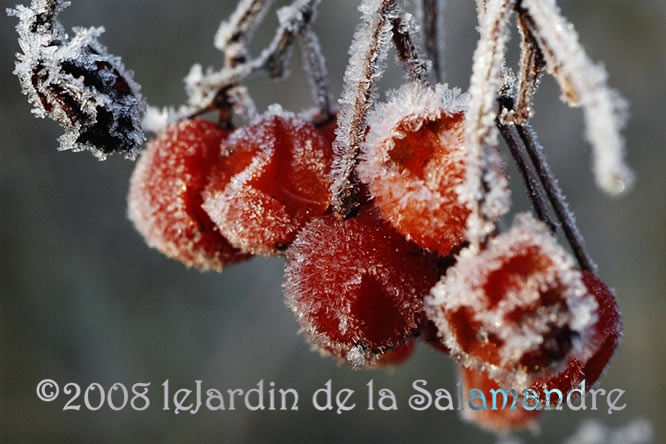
<box><xmin>214</xmin><ymin>0</ymin><xmax>274</xmax><ymax>53</ymax></box>
<box><xmin>8</xmin><ymin>0</ymin><xmax>145</xmax><ymax>160</ymax></box>
<box><xmin>330</xmin><ymin>0</ymin><xmax>398</xmax><ymax>213</ymax></box>
<box><xmin>521</xmin><ymin>0</ymin><xmax>634</xmax><ymax>195</ymax></box>
<box><xmin>461</xmin><ymin>0</ymin><xmax>514</xmax><ymax>250</ymax></box>
<box><xmin>141</xmin><ymin>105</ymin><xmax>193</xmax><ymax>134</ymax></box>
<box><xmin>358</xmin><ymin>82</ymin><xmax>470</xmax><ymax>253</ymax></box>
<box><xmin>426</xmin><ymin>213</ymin><xmax>599</xmax><ymax>389</ymax></box>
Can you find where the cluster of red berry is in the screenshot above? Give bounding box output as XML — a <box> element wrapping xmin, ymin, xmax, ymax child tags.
<box><xmin>127</xmin><ymin>80</ymin><xmax>622</xmax><ymax>431</ymax></box>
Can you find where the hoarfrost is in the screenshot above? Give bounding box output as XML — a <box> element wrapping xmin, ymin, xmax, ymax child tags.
<box><xmin>520</xmin><ymin>0</ymin><xmax>634</xmax><ymax>195</ymax></box>
<box><xmin>460</xmin><ymin>0</ymin><xmax>514</xmax><ymax>249</ymax></box>
<box><xmin>427</xmin><ymin>212</ymin><xmax>599</xmax><ymax>389</ymax></box>
<box><xmin>8</xmin><ymin>0</ymin><xmax>145</xmax><ymax>160</ymax></box>
<box><xmin>330</xmin><ymin>0</ymin><xmax>398</xmax><ymax>217</ymax></box>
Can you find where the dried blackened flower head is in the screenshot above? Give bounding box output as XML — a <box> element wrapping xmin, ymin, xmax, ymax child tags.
<box><xmin>427</xmin><ymin>213</ymin><xmax>599</xmax><ymax>389</ymax></box>
<box><xmin>8</xmin><ymin>0</ymin><xmax>145</xmax><ymax>160</ymax></box>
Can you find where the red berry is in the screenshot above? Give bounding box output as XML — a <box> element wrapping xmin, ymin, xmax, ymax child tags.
<box><xmin>202</xmin><ymin>107</ymin><xmax>334</xmax><ymax>255</ymax></box>
<box><xmin>128</xmin><ymin>118</ymin><xmax>250</xmax><ymax>271</ymax></box>
<box><xmin>529</xmin><ymin>270</ymin><xmax>622</xmax><ymax>394</ymax></box>
<box><xmin>358</xmin><ymin>83</ymin><xmax>478</xmax><ymax>256</ymax></box>
<box><xmin>427</xmin><ymin>213</ymin><xmax>599</xmax><ymax>389</ymax></box>
<box><xmin>283</xmin><ymin>206</ymin><xmax>444</xmax><ymax>368</ymax></box>
<box><xmin>375</xmin><ymin>340</ymin><xmax>416</xmax><ymax>367</ymax></box>
<box><xmin>459</xmin><ymin>365</ymin><xmax>542</xmax><ymax>433</ymax></box>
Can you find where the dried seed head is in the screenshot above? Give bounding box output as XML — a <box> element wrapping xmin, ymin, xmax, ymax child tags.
<box><xmin>8</xmin><ymin>0</ymin><xmax>145</xmax><ymax>160</ymax></box>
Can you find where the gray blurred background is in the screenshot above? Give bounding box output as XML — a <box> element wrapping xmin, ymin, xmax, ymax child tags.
<box><xmin>1</xmin><ymin>0</ymin><xmax>664</xmax><ymax>442</ymax></box>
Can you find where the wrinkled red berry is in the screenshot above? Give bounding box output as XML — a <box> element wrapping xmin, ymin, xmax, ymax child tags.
<box><xmin>128</xmin><ymin>118</ymin><xmax>249</xmax><ymax>270</ymax></box>
<box><xmin>203</xmin><ymin>107</ymin><xmax>334</xmax><ymax>255</ymax></box>
<box><xmin>283</xmin><ymin>206</ymin><xmax>444</xmax><ymax>368</ymax></box>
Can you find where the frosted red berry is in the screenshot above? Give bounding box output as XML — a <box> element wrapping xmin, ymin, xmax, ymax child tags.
<box><xmin>283</xmin><ymin>206</ymin><xmax>444</xmax><ymax>368</ymax></box>
<box><xmin>128</xmin><ymin>118</ymin><xmax>249</xmax><ymax>271</ymax></box>
<box><xmin>427</xmin><ymin>213</ymin><xmax>599</xmax><ymax>389</ymax></box>
<box><xmin>202</xmin><ymin>107</ymin><xmax>334</xmax><ymax>255</ymax></box>
<box><xmin>358</xmin><ymin>83</ymin><xmax>480</xmax><ymax>256</ymax></box>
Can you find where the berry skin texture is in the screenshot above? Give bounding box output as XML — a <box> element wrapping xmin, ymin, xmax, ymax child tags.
<box><xmin>427</xmin><ymin>213</ymin><xmax>599</xmax><ymax>389</ymax></box>
<box><xmin>283</xmin><ymin>206</ymin><xmax>444</xmax><ymax>369</ymax></box>
<box><xmin>128</xmin><ymin>118</ymin><xmax>249</xmax><ymax>271</ymax></box>
<box><xmin>202</xmin><ymin>106</ymin><xmax>333</xmax><ymax>255</ymax></box>
<box><xmin>358</xmin><ymin>82</ymin><xmax>477</xmax><ymax>256</ymax></box>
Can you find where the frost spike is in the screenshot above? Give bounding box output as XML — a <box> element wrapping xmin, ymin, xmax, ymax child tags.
<box><xmin>330</xmin><ymin>0</ymin><xmax>399</xmax><ymax>218</ymax></box>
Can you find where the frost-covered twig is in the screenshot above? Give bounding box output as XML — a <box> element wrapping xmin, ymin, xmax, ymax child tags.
<box><xmin>299</xmin><ymin>27</ymin><xmax>333</xmax><ymax>123</ymax></box>
<box><xmin>418</xmin><ymin>0</ymin><xmax>446</xmax><ymax>82</ymax></box>
<box><xmin>330</xmin><ymin>0</ymin><xmax>398</xmax><ymax>218</ymax></box>
<box><xmin>7</xmin><ymin>0</ymin><xmax>145</xmax><ymax>160</ymax></box>
<box><xmin>460</xmin><ymin>0</ymin><xmax>513</xmax><ymax>249</ymax></box>
<box><xmin>391</xmin><ymin>13</ymin><xmax>430</xmax><ymax>84</ymax></box>
<box><xmin>215</xmin><ymin>0</ymin><xmax>275</xmax><ymax>68</ymax></box>
<box><xmin>501</xmin><ymin>12</ymin><xmax>544</xmax><ymax>125</ymax></box>
<box><xmin>185</xmin><ymin>0</ymin><xmax>321</xmax><ymax>113</ymax></box>
<box><xmin>519</xmin><ymin>0</ymin><xmax>634</xmax><ymax>196</ymax></box>
<box><xmin>516</xmin><ymin>122</ymin><xmax>596</xmax><ymax>272</ymax></box>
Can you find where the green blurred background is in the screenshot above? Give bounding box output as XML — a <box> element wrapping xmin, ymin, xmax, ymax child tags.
<box><xmin>1</xmin><ymin>0</ymin><xmax>664</xmax><ymax>442</ymax></box>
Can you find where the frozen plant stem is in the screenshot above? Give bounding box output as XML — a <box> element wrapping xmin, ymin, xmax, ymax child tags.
<box><xmin>299</xmin><ymin>27</ymin><xmax>333</xmax><ymax>123</ymax></box>
<box><xmin>497</xmin><ymin>117</ymin><xmax>556</xmax><ymax>232</ymax></box>
<box><xmin>419</xmin><ymin>0</ymin><xmax>446</xmax><ymax>82</ymax></box>
<box><xmin>330</xmin><ymin>0</ymin><xmax>398</xmax><ymax>218</ymax></box>
<box><xmin>516</xmin><ymin>122</ymin><xmax>597</xmax><ymax>273</ymax></box>
<box><xmin>391</xmin><ymin>14</ymin><xmax>430</xmax><ymax>85</ymax></box>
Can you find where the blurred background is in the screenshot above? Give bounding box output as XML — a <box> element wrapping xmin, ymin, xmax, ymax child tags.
<box><xmin>1</xmin><ymin>0</ymin><xmax>664</xmax><ymax>442</ymax></box>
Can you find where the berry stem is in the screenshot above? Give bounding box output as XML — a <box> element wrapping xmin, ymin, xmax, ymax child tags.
<box><xmin>497</xmin><ymin>117</ymin><xmax>556</xmax><ymax>232</ymax></box>
<box><xmin>515</xmin><ymin>122</ymin><xmax>597</xmax><ymax>273</ymax></box>
<box><xmin>391</xmin><ymin>15</ymin><xmax>430</xmax><ymax>85</ymax></box>
<box><xmin>299</xmin><ymin>27</ymin><xmax>334</xmax><ymax>123</ymax></box>
<box><xmin>419</xmin><ymin>0</ymin><xmax>446</xmax><ymax>83</ymax></box>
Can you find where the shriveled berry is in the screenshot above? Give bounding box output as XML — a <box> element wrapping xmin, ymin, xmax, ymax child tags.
<box><xmin>128</xmin><ymin>118</ymin><xmax>249</xmax><ymax>271</ymax></box>
<box><xmin>426</xmin><ymin>213</ymin><xmax>598</xmax><ymax>389</ymax></box>
<box><xmin>283</xmin><ymin>206</ymin><xmax>444</xmax><ymax>368</ymax></box>
<box><xmin>358</xmin><ymin>82</ymin><xmax>484</xmax><ymax>255</ymax></box>
<box><xmin>202</xmin><ymin>106</ymin><xmax>333</xmax><ymax>255</ymax></box>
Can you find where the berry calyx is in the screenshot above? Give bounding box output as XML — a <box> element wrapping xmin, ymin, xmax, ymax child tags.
<box><xmin>426</xmin><ymin>213</ymin><xmax>599</xmax><ymax>389</ymax></box>
<box><xmin>202</xmin><ymin>106</ymin><xmax>334</xmax><ymax>255</ymax></box>
<box><xmin>128</xmin><ymin>118</ymin><xmax>250</xmax><ymax>271</ymax></box>
<box><xmin>283</xmin><ymin>206</ymin><xmax>444</xmax><ymax>368</ymax></box>
<box><xmin>529</xmin><ymin>270</ymin><xmax>622</xmax><ymax>395</ymax></box>
<box><xmin>358</xmin><ymin>83</ymin><xmax>481</xmax><ymax>256</ymax></box>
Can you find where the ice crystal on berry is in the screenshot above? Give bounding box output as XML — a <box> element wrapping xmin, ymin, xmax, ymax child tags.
<box><xmin>283</xmin><ymin>206</ymin><xmax>443</xmax><ymax>368</ymax></box>
<box><xmin>128</xmin><ymin>119</ymin><xmax>249</xmax><ymax>271</ymax></box>
<box><xmin>427</xmin><ymin>213</ymin><xmax>598</xmax><ymax>389</ymax></box>
<box><xmin>359</xmin><ymin>82</ymin><xmax>478</xmax><ymax>255</ymax></box>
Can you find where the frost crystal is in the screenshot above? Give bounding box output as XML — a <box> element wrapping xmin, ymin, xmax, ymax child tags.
<box><xmin>520</xmin><ymin>0</ymin><xmax>634</xmax><ymax>195</ymax></box>
<box><xmin>460</xmin><ymin>0</ymin><xmax>514</xmax><ymax>249</ymax></box>
<box><xmin>330</xmin><ymin>0</ymin><xmax>398</xmax><ymax>217</ymax></box>
<box><xmin>8</xmin><ymin>0</ymin><xmax>145</xmax><ymax>160</ymax></box>
<box><xmin>358</xmin><ymin>82</ymin><xmax>472</xmax><ymax>255</ymax></box>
